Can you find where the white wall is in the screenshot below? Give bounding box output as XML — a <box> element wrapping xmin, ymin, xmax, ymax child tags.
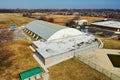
<box><xmin>44</xmin><ymin>42</ymin><xmax>100</xmax><ymax>67</ymax></box>
<box><xmin>45</xmin><ymin>51</ymin><xmax>74</xmax><ymax>67</ymax></box>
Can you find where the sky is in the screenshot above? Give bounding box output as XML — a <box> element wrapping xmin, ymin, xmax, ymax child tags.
<box><xmin>0</xmin><ymin>0</ymin><xmax>120</xmax><ymax>9</ymax></box>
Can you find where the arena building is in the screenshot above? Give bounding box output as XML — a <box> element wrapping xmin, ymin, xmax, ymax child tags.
<box><xmin>24</xmin><ymin>20</ymin><xmax>103</xmax><ymax>67</ymax></box>
<box><xmin>91</xmin><ymin>21</ymin><xmax>120</xmax><ymax>34</ymax></box>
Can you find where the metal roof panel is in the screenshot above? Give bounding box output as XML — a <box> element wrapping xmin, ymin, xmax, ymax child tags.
<box><xmin>26</xmin><ymin>20</ymin><xmax>66</xmax><ymax>40</ymax></box>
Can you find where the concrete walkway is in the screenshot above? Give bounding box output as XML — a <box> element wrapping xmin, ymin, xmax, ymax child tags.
<box><xmin>80</xmin><ymin>49</ymin><xmax>120</xmax><ymax>77</ymax></box>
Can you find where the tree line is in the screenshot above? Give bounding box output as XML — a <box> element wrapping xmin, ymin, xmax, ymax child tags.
<box><xmin>0</xmin><ymin>9</ymin><xmax>120</xmax><ymax>19</ymax></box>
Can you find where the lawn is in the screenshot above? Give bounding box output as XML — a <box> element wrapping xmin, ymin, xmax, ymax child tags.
<box><xmin>48</xmin><ymin>58</ymin><xmax>110</xmax><ymax>80</ymax></box>
<box><xmin>0</xmin><ymin>13</ymin><xmax>34</xmax><ymax>29</ymax></box>
<box><xmin>0</xmin><ymin>40</ymin><xmax>39</xmax><ymax>80</ymax></box>
<box><xmin>80</xmin><ymin>16</ymin><xmax>104</xmax><ymax>24</ymax></box>
<box><xmin>101</xmin><ymin>38</ymin><xmax>120</xmax><ymax>49</ymax></box>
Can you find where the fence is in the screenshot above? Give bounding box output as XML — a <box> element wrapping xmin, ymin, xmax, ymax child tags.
<box><xmin>78</xmin><ymin>56</ymin><xmax>120</xmax><ymax>80</ymax></box>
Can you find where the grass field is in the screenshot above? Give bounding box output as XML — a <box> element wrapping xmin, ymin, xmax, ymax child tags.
<box><xmin>51</xmin><ymin>15</ymin><xmax>104</xmax><ymax>25</ymax></box>
<box><xmin>80</xmin><ymin>16</ymin><xmax>104</xmax><ymax>24</ymax></box>
<box><xmin>0</xmin><ymin>40</ymin><xmax>39</xmax><ymax>80</ymax></box>
<box><xmin>0</xmin><ymin>13</ymin><xmax>104</xmax><ymax>28</ymax></box>
<box><xmin>96</xmin><ymin>35</ymin><xmax>120</xmax><ymax>49</ymax></box>
<box><xmin>0</xmin><ymin>39</ymin><xmax>111</xmax><ymax>80</ymax></box>
<box><xmin>101</xmin><ymin>38</ymin><xmax>120</xmax><ymax>49</ymax></box>
<box><xmin>49</xmin><ymin>58</ymin><xmax>110</xmax><ymax>80</ymax></box>
<box><xmin>49</xmin><ymin>15</ymin><xmax>76</xmax><ymax>25</ymax></box>
<box><xmin>0</xmin><ymin>13</ymin><xmax>34</xmax><ymax>29</ymax></box>
<box><xmin>49</xmin><ymin>15</ymin><xmax>104</xmax><ymax>24</ymax></box>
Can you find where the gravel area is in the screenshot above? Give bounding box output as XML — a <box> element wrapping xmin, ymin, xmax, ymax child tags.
<box><xmin>13</xmin><ymin>27</ymin><xmax>26</xmax><ymax>40</ymax></box>
<box><xmin>0</xmin><ymin>26</ymin><xmax>26</xmax><ymax>42</ymax></box>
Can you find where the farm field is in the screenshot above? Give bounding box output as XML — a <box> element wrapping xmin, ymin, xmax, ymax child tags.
<box><xmin>0</xmin><ymin>40</ymin><xmax>39</xmax><ymax>80</ymax></box>
<box><xmin>49</xmin><ymin>58</ymin><xmax>110</xmax><ymax>80</ymax></box>
<box><xmin>0</xmin><ymin>13</ymin><xmax>34</xmax><ymax>29</ymax></box>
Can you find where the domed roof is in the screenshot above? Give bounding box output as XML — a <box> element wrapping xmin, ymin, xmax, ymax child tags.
<box><xmin>26</xmin><ymin>20</ymin><xmax>83</xmax><ymax>41</ymax></box>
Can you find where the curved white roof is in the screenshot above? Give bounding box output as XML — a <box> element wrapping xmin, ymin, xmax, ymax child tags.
<box><xmin>47</xmin><ymin>28</ymin><xmax>83</xmax><ymax>41</ymax></box>
<box><xmin>91</xmin><ymin>21</ymin><xmax>120</xmax><ymax>29</ymax></box>
<box><xmin>26</xmin><ymin>20</ymin><xmax>83</xmax><ymax>41</ymax></box>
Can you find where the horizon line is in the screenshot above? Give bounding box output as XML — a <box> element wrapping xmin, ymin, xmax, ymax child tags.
<box><xmin>0</xmin><ymin>8</ymin><xmax>120</xmax><ymax>10</ymax></box>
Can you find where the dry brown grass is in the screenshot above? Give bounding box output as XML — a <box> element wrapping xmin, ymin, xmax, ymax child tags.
<box><xmin>0</xmin><ymin>40</ymin><xmax>39</xmax><ymax>80</ymax></box>
<box><xmin>101</xmin><ymin>38</ymin><xmax>120</xmax><ymax>49</ymax></box>
<box><xmin>0</xmin><ymin>13</ymin><xmax>34</xmax><ymax>29</ymax></box>
<box><xmin>48</xmin><ymin>58</ymin><xmax>110</xmax><ymax>80</ymax></box>
<box><xmin>51</xmin><ymin>15</ymin><xmax>104</xmax><ymax>25</ymax></box>
<box><xmin>48</xmin><ymin>15</ymin><xmax>75</xmax><ymax>19</ymax></box>
<box><xmin>0</xmin><ymin>13</ymin><xmax>104</xmax><ymax>28</ymax></box>
<box><xmin>0</xmin><ymin>39</ymin><xmax>115</xmax><ymax>80</ymax></box>
<box><xmin>80</xmin><ymin>16</ymin><xmax>104</xmax><ymax>24</ymax></box>
<box><xmin>51</xmin><ymin>15</ymin><xmax>75</xmax><ymax>25</ymax></box>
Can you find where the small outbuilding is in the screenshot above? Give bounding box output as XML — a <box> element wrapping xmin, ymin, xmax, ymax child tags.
<box><xmin>73</xmin><ymin>19</ymin><xmax>88</xmax><ymax>26</ymax></box>
<box><xmin>19</xmin><ymin>67</ymin><xmax>43</xmax><ymax>80</ymax></box>
<box><xmin>9</xmin><ymin>25</ymin><xmax>16</xmax><ymax>29</ymax></box>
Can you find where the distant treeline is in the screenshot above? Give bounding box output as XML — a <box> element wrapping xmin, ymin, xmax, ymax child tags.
<box><xmin>0</xmin><ymin>9</ymin><xmax>120</xmax><ymax>19</ymax></box>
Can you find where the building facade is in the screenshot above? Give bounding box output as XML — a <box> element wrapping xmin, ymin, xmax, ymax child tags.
<box><xmin>24</xmin><ymin>20</ymin><xmax>103</xmax><ymax>67</ymax></box>
<box><xmin>91</xmin><ymin>21</ymin><xmax>120</xmax><ymax>34</ymax></box>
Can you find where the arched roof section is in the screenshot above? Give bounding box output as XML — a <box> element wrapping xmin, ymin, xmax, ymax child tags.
<box><xmin>25</xmin><ymin>20</ymin><xmax>66</xmax><ymax>40</ymax></box>
<box><xmin>47</xmin><ymin>28</ymin><xmax>83</xmax><ymax>41</ymax></box>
